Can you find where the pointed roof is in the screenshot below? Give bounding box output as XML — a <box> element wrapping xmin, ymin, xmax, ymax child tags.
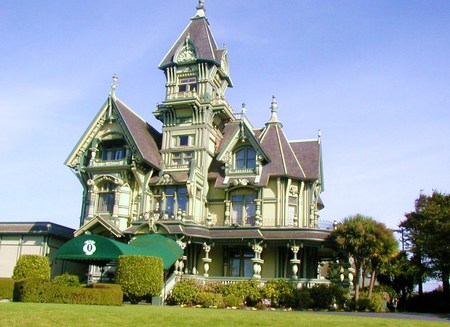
<box><xmin>158</xmin><ymin>2</ymin><xmax>225</xmax><ymax>69</ymax></box>
<box><xmin>290</xmin><ymin>140</ymin><xmax>321</xmax><ymax>180</ymax></box>
<box><xmin>259</xmin><ymin>124</ymin><xmax>306</xmax><ymax>183</ymax></box>
<box><xmin>257</xmin><ymin>97</ymin><xmax>306</xmax><ymax>182</ymax></box>
<box><xmin>113</xmin><ymin>98</ymin><xmax>162</xmax><ymax>169</ymax></box>
<box><xmin>65</xmin><ymin>95</ymin><xmax>162</xmax><ymax>171</ymax></box>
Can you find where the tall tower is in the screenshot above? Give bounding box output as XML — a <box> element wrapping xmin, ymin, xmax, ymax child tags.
<box><xmin>153</xmin><ymin>1</ymin><xmax>234</xmax><ymax>223</ymax></box>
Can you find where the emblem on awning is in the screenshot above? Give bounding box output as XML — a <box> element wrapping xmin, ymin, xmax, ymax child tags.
<box><xmin>83</xmin><ymin>240</ymin><xmax>96</xmax><ymax>256</ymax></box>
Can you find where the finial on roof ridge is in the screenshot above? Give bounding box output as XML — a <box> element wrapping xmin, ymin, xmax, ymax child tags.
<box><xmin>241</xmin><ymin>103</ymin><xmax>247</xmax><ymax>115</ymax></box>
<box><xmin>267</xmin><ymin>95</ymin><xmax>280</xmax><ymax>124</ymax></box>
<box><xmin>195</xmin><ymin>0</ymin><xmax>206</xmax><ymax>18</ymax></box>
<box><xmin>110</xmin><ymin>74</ymin><xmax>118</xmax><ymax>97</ymax></box>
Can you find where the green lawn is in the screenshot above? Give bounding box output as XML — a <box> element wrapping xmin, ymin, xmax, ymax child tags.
<box><xmin>0</xmin><ymin>302</ymin><xmax>447</xmax><ymax>327</ymax></box>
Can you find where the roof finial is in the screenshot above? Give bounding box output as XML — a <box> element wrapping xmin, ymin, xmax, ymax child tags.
<box><xmin>241</xmin><ymin>103</ymin><xmax>247</xmax><ymax>115</ymax></box>
<box><xmin>110</xmin><ymin>74</ymin><xmax>118</xmax><ymax>96</ymax></box>
<box><xmin>268</xmin><ymin>95</ymin><xmax>280</xmax><ymax>123</ymax></box>
<box><xmin>195</xmin><ymin>0</ymin><xmax>206</xmax><ymax>18</ymax></box>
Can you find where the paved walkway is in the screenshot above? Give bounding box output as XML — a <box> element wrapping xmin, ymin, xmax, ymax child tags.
<box><xmin>309</xmin><ymin>311</ymin><xmax>450</xmax><ymax>323</ymax></box>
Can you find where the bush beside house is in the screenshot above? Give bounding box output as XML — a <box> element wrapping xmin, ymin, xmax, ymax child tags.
<box><xmin>115</xmin><ymin>255</ymin><xmax>164</xmax><ymax>304</ymax></box>
<box><xmin>12</xmin><ymin>255</ymin><xmax>50</xmax><ymax>280</ymax></box>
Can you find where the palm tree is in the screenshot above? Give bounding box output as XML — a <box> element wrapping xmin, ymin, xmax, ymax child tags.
<box><xmin>331</xmin><ymin>214</ymin><xmax>378</xmax><ymax>301</ymax></box>
<box><xmin>367</xmin><ymin>222</ymin><xmax>399</xmax><ymax>298</ymax></box>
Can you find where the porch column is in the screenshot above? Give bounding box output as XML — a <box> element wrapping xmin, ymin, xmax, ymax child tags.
<box><xmin>175</xmin><ymin>240</ymin><xmax>187</xmax><ymax>275</ymax></box>
<box><xmin>251</xmin><ymin>242</ymin><xmax>264</xmax><ymax>279</ymax></box>
<box><xmin>255</xmin><ymin>199</ymin><xmax>262</xmax><ymax>226</ymax></box>
<box><xmin>290</xmin><ymin>244</ymin><xmax>301</xmax><ymax>279</ymax></box>
<box><xmin>224</xmin><ymin>200</ymin><xmax>231</xmax><ymax>226</ymax></box>
<box><xmin>202</xmin><ymin>243</ymin><xmax>212</xmax><ymax>277</ymax></box>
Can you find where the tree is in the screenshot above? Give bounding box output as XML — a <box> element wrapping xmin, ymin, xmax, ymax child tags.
<box><xmin>400</xmin><ymin>191</ymin><xmax>450</xmax><ymax>296</ymax></box>
<box><xmin>367</xmin><ymin>222</ymin><xmax>398</xmax><ymax>298</ymax></box>
<box><xmin>331</xmin><ymin>214</ymin><xmax>378</xmax><ymax>301</ymax></box>
<box><xmin>378</xmin><ymin>251</ymin><xmax>417</xmax><ymax>303</ymax></box>
<box><xmin>12</xmin><ymin>255</ymin><xmax>50</xmax><ymax>280</ymax></box>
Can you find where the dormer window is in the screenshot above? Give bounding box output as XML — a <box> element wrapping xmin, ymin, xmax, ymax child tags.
<box><xmin>179</xmin><ymin>77</ymin><xmax>197</xmax><ymax>93</ymax></box>
<box><xmin>235</xmin><ymin>147</ymin><xmax>256</xmax><ymax>169</ymax></box>
<box><xmin>99</xmin><ymin>140</ymin><xmax>126</xmax><ymax>161</ymax></box>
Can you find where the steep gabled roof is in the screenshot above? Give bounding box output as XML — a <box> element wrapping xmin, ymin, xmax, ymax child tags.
<box><xmin>216</xmin><ymin>119</ymin><xmax>270</xmax><ymax>164</ymax></box>
<box><xmin>65</xmin><ymin>95</ymin><xmax>162</xmax><ymax>171</ymax></box>
<box><xmin>114</xmin><ymin>98</ymin><xmax>162</xmax><ymax>169</ymax></box>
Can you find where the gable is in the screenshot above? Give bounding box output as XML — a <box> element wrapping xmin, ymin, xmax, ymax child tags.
<box><xmin>216</xmin><ymin>120</ymin><xmax>270</xmax><ymax>164</ymax></box>
<box><xmin>65</xmin><ymin>95</ymin><xmax>161</xmax><ymax>170</ymax></box>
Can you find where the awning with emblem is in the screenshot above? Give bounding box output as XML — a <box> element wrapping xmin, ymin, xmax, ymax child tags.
<box><xmin>55</xmin><ymin>234</ymin><xmax>182</xmax><ymax>269</ymax></box>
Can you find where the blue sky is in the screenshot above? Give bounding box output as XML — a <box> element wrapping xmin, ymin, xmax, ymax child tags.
<box><xmin>1</xmin><ymin>0</ymin><xmax>449</xmax><ymax>231</ymax></box>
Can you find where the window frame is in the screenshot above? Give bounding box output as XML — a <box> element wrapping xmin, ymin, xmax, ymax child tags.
<box><xmin>231</xmin><ymin>192</ymin><xmax>256</xmax><ymax>226</ymax></box>
<box><xmin>234</xmin><ymin>147</ymin><xmax>256</xmax><ymax>170</ymax></box>
<box><xmin>97</xmin><ymin>182</ymin><xmax>115</xmax><ymax>215</ymax></box>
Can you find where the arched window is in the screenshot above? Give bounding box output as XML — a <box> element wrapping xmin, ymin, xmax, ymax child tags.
<box><xmin>235</xmin><ymin>147</ymin><xmax>256</xmax><ymax>169</ymax></box>
<box><xmin>97</xmin><ymin>182</ymin><xmax>115</xmax><ymax>214</ymax></box>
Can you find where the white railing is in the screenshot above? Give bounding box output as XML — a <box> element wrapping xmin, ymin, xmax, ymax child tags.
<box><xmin>161</xmin><ymin>273</ymin><xmax>180</xmax><ymax>300</ymax></box>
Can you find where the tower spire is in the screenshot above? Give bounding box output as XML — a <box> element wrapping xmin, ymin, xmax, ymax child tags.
<box><xmin>266</xmin><ymin>95</ymin><xmax>281</xmax><ymax>125</ymax></box>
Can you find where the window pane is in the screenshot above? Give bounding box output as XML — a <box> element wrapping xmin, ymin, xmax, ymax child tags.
<box><xmin>288</xmin><ymin>205</ymin><xmax>296</xmax><ymax>226</ymax></box>
<box><xmin>229</xmin><ymin>258</ymin><xmax>240</xmax><ymax>277</ymax></box>
<box><xmin>178</xmin><ymin>195</ymin><xmax>187</xmax><ymax>212</ymax></box>
<box><xmin>232</xmin><ymin>204</ymin><xmax>243</xmax><ymax>225</ymax></box>
<box><xmin>98</xmin><ymin>193</ymin><xmax>114</xmax><ymax>213</ymax></box>
<box><xmin>245</xmin><ymin>203</ymin><xmax>256</xmax><ymax>225</ymax></box>
<box><xmin>166</xmin><ymin>197</ymin><xmax>175</xmax><ymax>215</ymax></box>
<box><xmin>179</xmin><ymin>136</ymin><xmax>189</xmax><ymax>146</ymax></box>
<box><xmin>243</xmin><ymin>258</ymin><xmax>253</xmax><ymax>278</ymax></box>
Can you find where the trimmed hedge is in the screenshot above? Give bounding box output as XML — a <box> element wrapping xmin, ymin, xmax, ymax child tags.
<box><xmin>116</xmin><ymin>255</ymin><xmax>163</xmax><ymax>304</ymax></box>
<box><xmin>53</xmin><ymin>273</ymin><xmax>80</xmax><ymax>287</ymax></box>
<box><xmin>12</xmin><ymin>255</ymin><xmax>50</xmax><ymax>280</ymax></box>
<box><xmin>0</xmin><ymin>278</ymin><xmax>15</xmax><ymax>300</ymax></box>
<box><xmin>13</xmin><ymin>279</ymin><xmax>123</xmax><ymax>306</ymax></box>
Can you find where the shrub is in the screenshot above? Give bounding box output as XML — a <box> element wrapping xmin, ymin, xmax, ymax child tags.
<box><xmin>404</xmin><ymin>290</ymin><xmax>450</xmax><ymax>313</ymax></box>
<box><xmin>116</xmin><ymin>255</ymin><xmax>163</xmax><ymax>304</ymax></box>
<box><xmin>262</xmin><ymin>279</ymin><xmax>295</xmax><ymax>307</ymax></box>
<box><xmin>12</xmin><ymin>255</ymin><xmax>50</xmax><ymax>280</ymax></box>
<box><xmin>195</xmin><ymin>292</ymin><xmax>223</xmax><ymax>308</ymax></box>
<box><xmin>294</xmin><ymin>287</ymin><xmax>312</xmax><ymax>310</ymax></box>
<box><xmin>308</xmin><ymin>283</ymin><xmax>349</xmax><ymax>310</ymax></box>
<box><xmin>53</xmin><ymin>273</ymin><xmax>80</xmax><ymax>287</ymax></box>
<box><xmin>168</xmin><ymin>279</ymin><xmax>198</xmax><ymax>305</ymax></box>
<box><xmin>222</xmin><ymin>294</ymin><xmax>243</xmax><ymax>307</ymax></box>
<box><xmin>0</xmin><ymin>278</ymin><xmax>15</xmax><ymax>300</ymax></box>
<box><xmin>13</xmin><ymin>278</ymin><xmax>122</xmax><ymax>305</ymax></box>
<box><xmin>220</xmin><ymin>280</ymin><xmax>262</xmax><ymax>306</ymax></box>
<box><xmin>348</xmin><ymin>292</ymin><xmax>384</xmax><ymax>312</ymax></box>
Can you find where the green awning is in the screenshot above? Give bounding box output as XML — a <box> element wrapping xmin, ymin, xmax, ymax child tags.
<box><xmin>129</xmin><ymin>234</ymin><xmax>184</xmax><ymax>269</ymax></box>
<box><xmin>55</xmin><ymin>234</ymin><xmax>183</xmax><ymax>269</ymax></box>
